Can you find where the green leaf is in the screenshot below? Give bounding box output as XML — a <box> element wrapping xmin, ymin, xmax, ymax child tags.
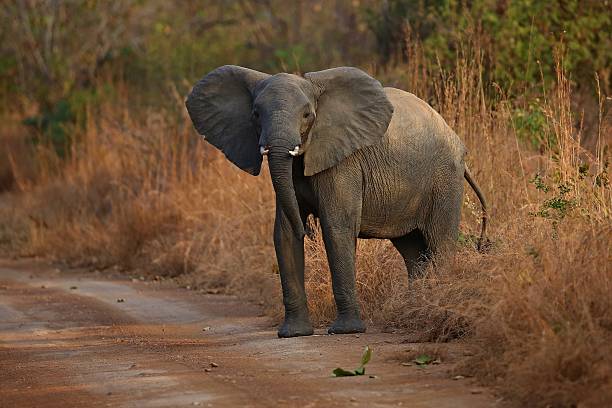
<box><xmin>333</xmin><ymin>367</ymin><xmax>357</xmax><ymax>377</ymax></box>
<box><xmin>361</xmin><ymin>345</ymin><xmax>372</xmax><ymax>366</ymax></box>
<box><xmin>331</xmin><ymin>345</ymin><xmax>373</xmax><ymax>377</ymax></box>
<box><xmin>414</xmin><ymin>354</ymin><xmax>434</xmax><ymax>365</ymax></box>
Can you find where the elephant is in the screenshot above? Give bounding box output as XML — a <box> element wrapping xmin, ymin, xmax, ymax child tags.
<box><xmin>185</xmin><ymin>65</ymin><xmax>487</xmax><ymax>338</ymax></box>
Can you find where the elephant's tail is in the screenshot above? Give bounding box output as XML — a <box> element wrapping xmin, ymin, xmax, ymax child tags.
<box><xmin>464</xmin><ymin>165</ymin><xmax>488</xmax><ymax>251</ymax></box>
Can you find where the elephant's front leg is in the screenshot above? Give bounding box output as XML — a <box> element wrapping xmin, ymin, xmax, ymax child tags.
<box><xmin>320</xmin><ymin>223</ymin><xmax>366</xmax><ymax>334</ymax></box>
<box><xmin>274</xmin><ymin>206</ymin><xmax>313</xmax><ymax>338</ymax></box>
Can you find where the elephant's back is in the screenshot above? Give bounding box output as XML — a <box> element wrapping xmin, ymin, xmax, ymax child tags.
<box><xmin>383</xmin><ymin>87</ymin><xmax>465</xmax><ymax>160</ymax></box>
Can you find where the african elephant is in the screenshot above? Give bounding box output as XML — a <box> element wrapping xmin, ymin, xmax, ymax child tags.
<box><xmin>186</xmin><ymin>65</ymin><xmax>487</xmax><ymax>338</ymax></box>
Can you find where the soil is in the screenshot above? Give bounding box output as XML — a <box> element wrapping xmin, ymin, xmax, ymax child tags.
<box><xmin>0</xmin><ymin>259</ymin><xmax>497</xmax><ymax>407</ymax></box>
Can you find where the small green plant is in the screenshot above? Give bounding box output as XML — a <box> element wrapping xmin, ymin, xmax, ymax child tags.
<box><xmin>332</xmin><ymin>345</ymin><xmax>372</xmax><ymax>377</ymax></box>
<box><xmin>414</xmin><ymin>354</ymin><xmax>435</xmax><ymax>365</ymax></box>
<box><xmin>529</xmin><ymin>174</ymin><xmax>576</xmax><ymax>220</ymax></box>
<box><xmin>535</xmin><ymin>184</ymin><xmax>575</xmax><ymax>220</ymax></box>
<box><xmin>529</xmin><ymin>173</ymin><xmax>550</xmax><ymax>193</ymax></box>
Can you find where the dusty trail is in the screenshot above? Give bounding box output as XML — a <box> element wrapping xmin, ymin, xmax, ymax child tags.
<box><xmin>0</xmin><ymin>260</ymin><xmax>496</xmax><ymax>407</ymax></box>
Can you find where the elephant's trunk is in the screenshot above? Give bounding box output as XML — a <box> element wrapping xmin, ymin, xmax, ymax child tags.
<box><xmin>268</xmin><ymin>148</ymin><xmax>305</xmax><ymax>239</ymax></box>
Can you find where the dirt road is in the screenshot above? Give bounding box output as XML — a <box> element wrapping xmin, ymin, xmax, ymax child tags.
<box><xmin>0</xmin><ymin>260</ymin><xmax>496</xmax><ymax>407</ymax></box>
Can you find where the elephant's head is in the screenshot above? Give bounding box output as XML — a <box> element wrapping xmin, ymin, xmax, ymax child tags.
<box><xmin>186</xmin><ymin>65</ymin><xmax>393</xmax><ymax>238</ymax></box>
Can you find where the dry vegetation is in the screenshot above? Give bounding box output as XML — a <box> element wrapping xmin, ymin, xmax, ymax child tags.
<box><xmin>1</xmin><ymin>3</ymin><xmax>610</xmax><ymax>406</ymax></box>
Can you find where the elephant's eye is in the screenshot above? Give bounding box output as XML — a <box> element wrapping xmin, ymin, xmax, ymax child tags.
<box><xmin>303</xmin><ymin>112</ymin><xmax>310</xmax><ymax>119</ymax></box>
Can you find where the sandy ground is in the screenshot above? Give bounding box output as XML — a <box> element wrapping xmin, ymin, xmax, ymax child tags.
<box><xmin>0</xmin><ymin>260</ymin><xmax>497</xmax><ymax>407</ymax></box>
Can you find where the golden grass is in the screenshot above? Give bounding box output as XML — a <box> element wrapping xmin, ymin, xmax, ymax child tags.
<box><xmin>0</xmin><ymin>50</ymin><xmax>610</xmax><ymax>406</ymax></box>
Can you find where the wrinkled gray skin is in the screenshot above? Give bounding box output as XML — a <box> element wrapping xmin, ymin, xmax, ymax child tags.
<box><xmin>186</xmin><ymin>65</ymin><xmax>487</xmax><ymax>338</ymax></box>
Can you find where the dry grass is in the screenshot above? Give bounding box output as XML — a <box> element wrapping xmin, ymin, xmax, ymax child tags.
<box><xmin>0</xmin><ymin>47</ymin><xmax>610</xmax><ymax>406</ymax></box>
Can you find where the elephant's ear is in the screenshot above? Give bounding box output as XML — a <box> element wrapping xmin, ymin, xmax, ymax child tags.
<box><xmin>186</xmin><ymin>65</ymin><xmax>269</xmax><ymax>175</ymax></box>
<box><xmin>303</xmin><ymin>67</ymin><xmax>393</xmax><ymax>176</ymax></box>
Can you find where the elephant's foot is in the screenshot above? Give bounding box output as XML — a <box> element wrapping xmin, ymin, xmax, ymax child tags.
<box><xmin>277</xmin><ymin>316</ymin><xmax>314</xmax><ymax>338</ymax></box>
<box><xmin>327</xmin><ymin>314</ymin><xmax>366</xmax><ymax>335</ymax></box>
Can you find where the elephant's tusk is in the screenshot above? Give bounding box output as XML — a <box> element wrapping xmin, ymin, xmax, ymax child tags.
<box><xmin>288</xmin><ymin>146</ymin><xmax>300</xmax><ymax>156</ymax></box>
<box><xmin>260</xmin><ymin>146</ymin><xmax>269</xmax><ymax>156</ymax></box>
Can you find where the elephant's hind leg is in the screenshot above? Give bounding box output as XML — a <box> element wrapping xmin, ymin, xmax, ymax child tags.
<box><xmin>391</xmin><ymin>229</ymin><xmax>429</xmax><ymax>279</ymax></box>
<box><xmin>424</xmin><ymin>172</ymin><xmax>463</xmax><ymax>257</ymax></box>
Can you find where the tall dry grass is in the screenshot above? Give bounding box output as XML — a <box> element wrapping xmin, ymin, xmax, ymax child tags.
<box><xmin>0</xmin><ymin>47</ymin><xmax>610</xmax><ymax>406</ymax></box>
